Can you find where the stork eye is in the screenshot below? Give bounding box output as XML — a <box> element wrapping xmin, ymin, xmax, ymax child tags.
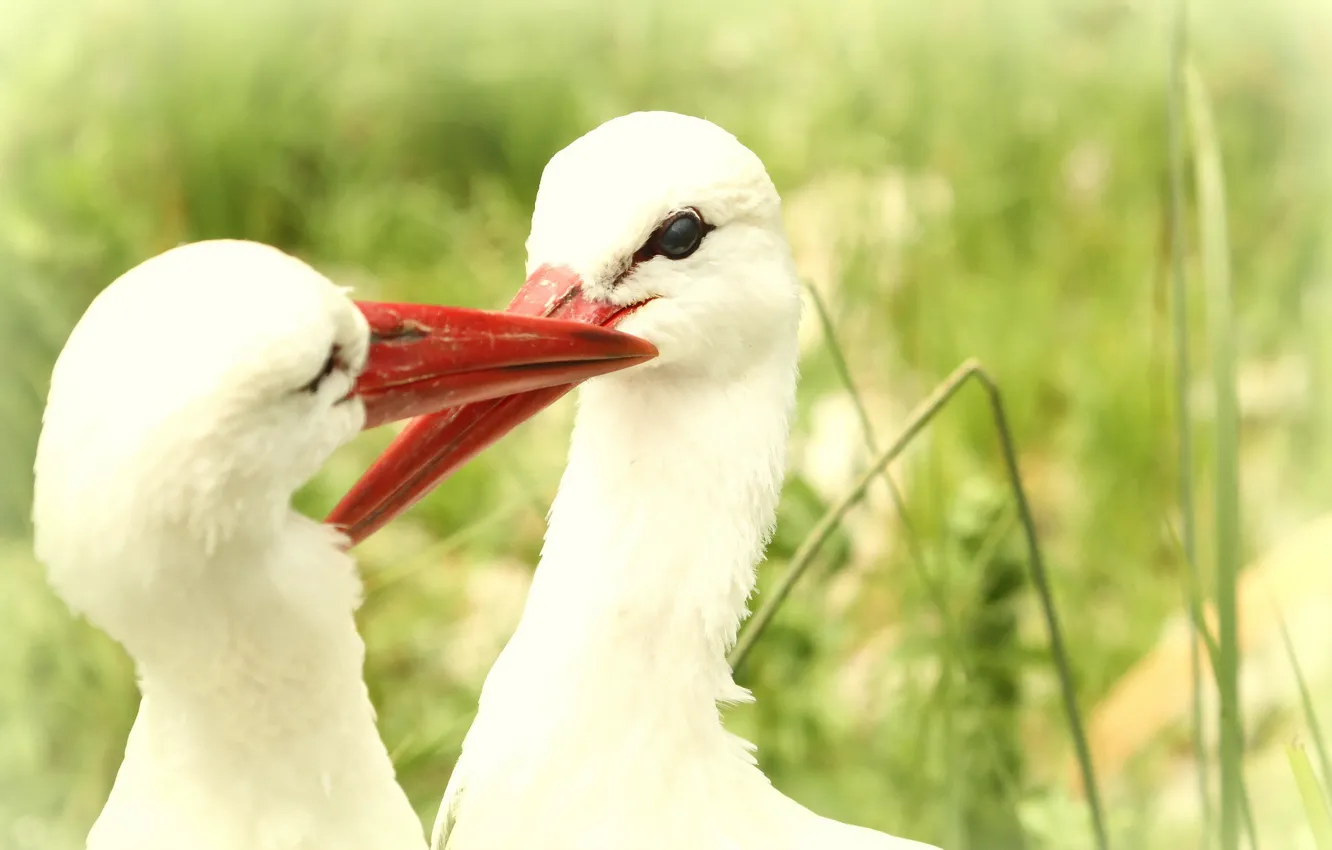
<box><xmin>299</xmin><ymin>344</ymin><xmax>341</xmax><ymax>394</ymax></box>
<box><xmin>648</xmin><ymin>209</ymin><xmax>710</xmax><ymax>260</ymax></box>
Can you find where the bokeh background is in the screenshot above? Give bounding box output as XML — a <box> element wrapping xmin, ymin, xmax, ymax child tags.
<box><xmin>2</xmin><ymin>0</ymin><xmax>1331</xmax><ymax>847</ymax></box>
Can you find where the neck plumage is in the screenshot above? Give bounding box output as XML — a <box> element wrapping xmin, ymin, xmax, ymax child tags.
<box><xmin>445</xmin><ymin>349</ymin><xmax>939</xmax><ymax>850</ymax></box>
<box><xmin>125</xmin><ymin>515</ymin><xmax>368</xmax><ymax>722</ymax></box>
<box><xmin>482</xmin><ymin>350</ymin><xmax>795</xmax><ymax>729</ymax></box>
<box><xmin>96</xmin><ymin>515</ymin><xmax>424</xmax><ymax>850</ymax></box>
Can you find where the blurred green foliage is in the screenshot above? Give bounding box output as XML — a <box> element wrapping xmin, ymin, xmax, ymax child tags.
<box><xmin>2</xmin><ymin>0</ymin><xmax>1330</xmax><ymax>847</ymax></box>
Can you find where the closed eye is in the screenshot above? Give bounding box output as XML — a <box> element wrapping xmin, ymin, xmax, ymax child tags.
<box><xmin>299</xmin><ymin>344</ymin><xmax>342</xmax><ymax>394</ymax></box>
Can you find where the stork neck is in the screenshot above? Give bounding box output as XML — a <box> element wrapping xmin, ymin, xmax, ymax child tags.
<box><xmin>505</xmin><ymin>355</ymin><xmax>794</xmax><ymax>704</ymax></box>
<box><xmin>122</xmin><ymin>516</ymin><xmax>358</xmax><ymax>675</ymax></box>
<box><xmin>86</xmin><ymin>515</ymin><xmax>424</xmax><ymax>849</ymax></box>
<box><xmin>116</xmin><ymin>515</ymin><xmax>385</xmax><ymax>780</ymax></box>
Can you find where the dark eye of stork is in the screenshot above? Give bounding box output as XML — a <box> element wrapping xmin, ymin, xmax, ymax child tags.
<box><xmin>640</xmin><ymin>209</ymin><xmax>713</xmax><ymax>262</ymax></box>
<box><xmin>299</xmin><ymin>344</ymin><xmax>341</xmax><ymax>394</ymax></box>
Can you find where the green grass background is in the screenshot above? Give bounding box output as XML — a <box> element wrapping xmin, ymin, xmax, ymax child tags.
<box><xmin>2</xmin><ymin>0</ymin><xmax>1330</xmax><ymax>847</ymax></box>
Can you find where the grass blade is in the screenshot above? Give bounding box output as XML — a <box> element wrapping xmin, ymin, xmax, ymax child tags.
<box><xmin>730</xmin><ymin>359</ymin><xmax>980</xmax><ymax>670</ymax></box>
<box><xmin>1185</xmin><ymin>60</ymin><xmax>1246</xmax><ymax>850</ymax></box>
<box><xmin>1287</xmin><ymin>744</ymin><xmax>1332</xmax><ymax>850</ymax></box>
<box><xmin>1277</xmin><ymin>612</ymin><xmax>1332</xmax><ymax>799</ymax></box>
<box><xmin>1163</xmin><ymin>521</ymin><xmax>1223</xmax><ymax>678</ymax></box>
<box><xmin>729</xmin><ymin>359</ymin><xmax>1109</xmax><ymax>850</ymax></box>
<box><xmin>969</xmin><ymin>367</ymin><xmax>1108</xmax><ymax>850</ymax></box>
<box><xmin>801</xmin><ymin>282</ymin><xmax>880</xmax><ymax>461</ymax></box>
<box><xmin>799</xmin><ymin>280</ymin><xmax>937</xmax><ymax>611</ymax></box>
<box><xmin>1165</xmin><ymin>0</ymin><xmax>1210</xmax><ymax>842</ymax></box>
<box><xmin>801</xmin><ymin>282</ymin><xmax>1030</xmax><ymax>842</ymax></box>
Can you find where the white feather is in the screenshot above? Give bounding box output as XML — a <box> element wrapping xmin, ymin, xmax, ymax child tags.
<box><xmin>32</xmin><ymin>241</ymin><xmax>425</xmax><ymax>850</ymax></box>
<box><xmin>435</xmin><ymin>113</ymin><xmax>938</xmax><ymax>850</ymax></box>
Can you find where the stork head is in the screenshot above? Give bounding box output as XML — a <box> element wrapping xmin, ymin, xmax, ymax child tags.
<box><xmin>330</xmin><ymin>112</ymin><xmax>801</xmax><ymax>541</ymax></box>
<box><xmin>32</xmin><ymin>240</ymin><xmax>655</xmax><ymax>625</ymax></box>
<box><xmin>521</xmin><ymin>111</ymin><xmax>801</xmax><ymax>379</ymax></box>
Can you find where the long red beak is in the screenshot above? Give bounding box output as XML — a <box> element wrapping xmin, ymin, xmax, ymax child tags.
<box><xmin>354</xmin><ymin>297</ymin><xmax>654</xmax><ymax>430</ymax></box>
<box><xmin>331</xmin><ymin>266</ymin><xmax>643</xmax><ymax>544</ymax></box>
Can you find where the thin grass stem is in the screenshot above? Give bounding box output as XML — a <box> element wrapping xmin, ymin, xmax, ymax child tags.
<box><xmin>1288</xmin><ymin>744</ymin><xmax>1332</xmax><ymax>850</ymax></box>
<box><xmin>801</xmin><ymin>282</ymin><xmax>1030</xmax><ymax>821</ymax></box>
<box><xmin>1278</xmin><ymin>613</ymin><xmax>1332</xmax><ymax>800</ymax></box>
<box><xmin>1166</xmin><ymin>0</ymin><xmax>1211</xmax><ymax>841</ymax></box>
<box><xmin>729</xmin><ymin>359</ymin><xmax>1108</xmax><ymax>850</ymax></box>
<box><xmin>1185</xmin><ymin>59</ymin><xmax>1247</xmax><ymax>850</ymax></box>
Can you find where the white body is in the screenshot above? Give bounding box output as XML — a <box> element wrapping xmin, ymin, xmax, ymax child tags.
<box><xmin>435</xmin><ymin>113</ymin><xmax>938</xmax><ymax>850</ymax></box>
<box><xmin>32</xmin><ymin>241</ymin><xmax>426</xmax><ymax>850</ymax></box>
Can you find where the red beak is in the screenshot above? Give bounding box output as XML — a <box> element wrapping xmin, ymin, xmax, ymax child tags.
<box><xmin>353</xmin><ymin>298</ymin><xmax>653</xmax><ymax>431</ymax></box>
<box><xmin>331</xmin><ymin>266</ymin><xmax>643</xmax><ymax>544</ymax></box>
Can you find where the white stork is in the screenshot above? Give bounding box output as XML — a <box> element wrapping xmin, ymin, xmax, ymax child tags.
<box><xmin>330</xmin><ymin>112</ymin><xmax>940</xmax><ymax>850</ymax></box>
<box><xmin>30</xmin><ymin>239</ymin><xmax>656</xmax><ymax>850</ymax></box>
